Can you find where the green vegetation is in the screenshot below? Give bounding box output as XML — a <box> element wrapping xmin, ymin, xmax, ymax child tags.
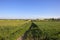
<box><xmin>0</xmin><ymin>20</ymin><xmax>60</xmax><ymax>40</ymax></box>
<box><xmin>0</xmin><ymin>20</ymin><xmax>32</xmax><ymax>40</ymax></box>
<box><xmin>22</xmin><ymin>23</ymin><xmax>42</xmax><ymax>40</ymax></box>
<box><xmin>34</xmin><ymin>21</ymin><xmax>60</xmax><ymax>40</ymax></box>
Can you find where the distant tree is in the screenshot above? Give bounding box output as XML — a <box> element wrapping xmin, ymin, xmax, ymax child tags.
<box><xmin>50</xmin><ymin>18</ymin><xmax>55</xmax><ymax>20</ymax></box>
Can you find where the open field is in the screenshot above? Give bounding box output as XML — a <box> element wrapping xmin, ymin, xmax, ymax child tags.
<box><xmin>0</xmin><ymin>20</ymin><xmax>32</xmax><ymax>40</ymax></box>
<box><xmin>0</xmin><ymin>20</ymin><xmax>27</xmax><ymax>26</ymax></box>
<box><xmin>34</xmin><ymin>21</ymin><xmax>60</xmax><ymax>40</ymax></box>
<box><xmin>0</xmin><ymin>20</ymin><xmax>60</xmax><ymax>40</ymax></box>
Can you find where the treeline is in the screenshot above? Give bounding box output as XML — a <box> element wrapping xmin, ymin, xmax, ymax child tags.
<box><xmin>44</xmin><ymin>18</ymin><xmax>60</xmax><ymax>21</ymax></box>
<box><xmin>32</xmin><ymin>18</ymin><xmax>60</xmax><ymax>22</ymax></box>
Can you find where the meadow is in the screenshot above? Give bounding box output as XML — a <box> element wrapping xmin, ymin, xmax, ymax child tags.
<box><xmin>0</xmin><ymin>20</ymin><xmax>60</xmax><ymax>40</ymax></box>
<box><xmin>0</xmin><ymin>20</ymin><xmax>32</xmax><ymax>40</ymax></box>
<box><xmin>34</xmin><ymin>21</ymin><xmax>60</xmax><ymax>40</ymax></box>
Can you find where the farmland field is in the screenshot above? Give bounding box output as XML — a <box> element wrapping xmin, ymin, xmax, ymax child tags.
<box><xmin>0</xmin><ymin>20</ymin><xmax>60</xmax><ymax>40</ymax></box>
<box><xmin>0</xmin><ymin>20</ymin><xmax>32</xmax><ymax>40</ymax></box>
<box><xmin>34</xmin><ymin>21</ymin><xmax>60</xmax><ymax>40</ymax></box>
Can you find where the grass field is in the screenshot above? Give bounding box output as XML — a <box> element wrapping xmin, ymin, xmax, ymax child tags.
<box><xmin>34</xmin><ymin>21</ymin><xmax>60</xmax><ymax>40</ymax></box>
<box><xmin>0</xmin><ymin>20</ymin><xmax>32</xmax><ymax>40</ymax></box>
<box><xmin>0</xmin><ymin>20</ymin><xmax>27</xmax><ymax>26</ymax></box>
<box><xmin>0</xmin><ymin>20</ymin><xmax>60</xmax><ymax>40</ymax></box>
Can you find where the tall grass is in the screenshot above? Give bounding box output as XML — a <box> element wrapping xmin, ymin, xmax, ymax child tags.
<box><xmin>0</xmin><ymin>20</ymin><xmax>60</xmax><ymax>40</ymax></box>
<box><xmin>0</xmin><ymin>20</ymin><xmax>32</xmax><ymax>40</ymax></box>
<box><xmin>34</xmin><ymin>21</ymin><xmax>60</xmax><ymax>40</ymax></box>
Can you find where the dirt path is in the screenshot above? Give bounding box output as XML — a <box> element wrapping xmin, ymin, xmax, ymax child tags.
<box><xmin>17</xmin><ymin>22</ymin><xmax>42</xmax><ymax>40</ymax></box>
<box><xmin>17</xmin><ymin>37</ymin><xmax>22</xmax><ymax>40</ymax></box>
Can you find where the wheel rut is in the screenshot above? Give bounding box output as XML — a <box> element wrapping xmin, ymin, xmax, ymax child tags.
<box><xmin>17</xmin><ymin>22</ymin><xmax>42</xmax><ymax>40</ymax></box>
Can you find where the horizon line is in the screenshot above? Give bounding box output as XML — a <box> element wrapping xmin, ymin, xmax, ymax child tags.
<box><xmin>0</xmin><ymin>17</ymin><xmax>60</xmax><ymax>19</ymax></box>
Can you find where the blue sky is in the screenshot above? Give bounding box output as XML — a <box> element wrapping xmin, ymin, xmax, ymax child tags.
<box><xmin>0</xmin><ymin>0</ymin><xmax>60</xmax><ymax>19</ymax></box>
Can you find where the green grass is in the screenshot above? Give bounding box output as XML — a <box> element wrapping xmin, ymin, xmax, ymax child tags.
<box><xmin>0</xmin><ymin>20</ymin><xmax>32</xmax><ymax>40</ymax></box>
<box><xmin>0</xmin><ymin>20</ymin><xmax>60</xmax><ymax>40</ymax></box>
<box><xmin>34</xmin><ymin>21</ymin><xmax>60</xmax><ymax>40</ymax></box>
